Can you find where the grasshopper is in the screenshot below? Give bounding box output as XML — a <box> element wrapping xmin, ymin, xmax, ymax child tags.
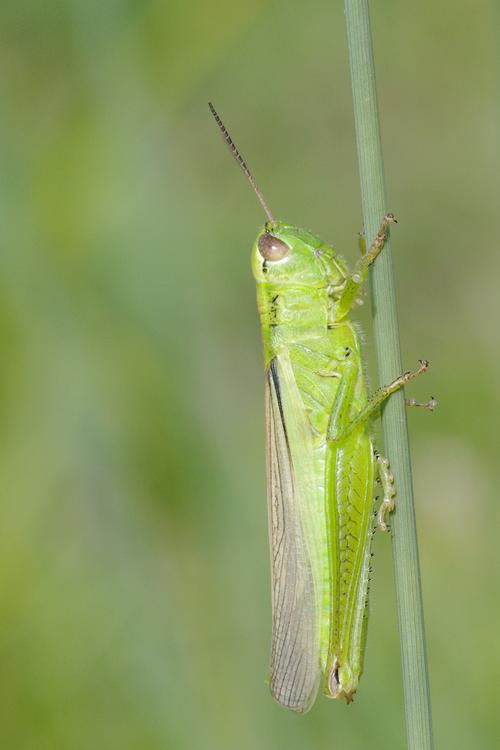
<box><xmin>209</xmin><ymin>103</ymin><xmax>435</xmax><ymax>712</ymax></box>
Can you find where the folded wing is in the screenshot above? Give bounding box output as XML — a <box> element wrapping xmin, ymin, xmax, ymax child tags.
<box><xmin>266</xmin><ymin>356</ymin><xmax>322</xmax><ymax>713</ymax></box>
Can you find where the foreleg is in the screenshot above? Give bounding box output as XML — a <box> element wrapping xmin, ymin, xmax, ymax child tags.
<box><xmin>335</xmin><ymin>214</ymin><xmax>396</xmax><ymax>318</ymax></box>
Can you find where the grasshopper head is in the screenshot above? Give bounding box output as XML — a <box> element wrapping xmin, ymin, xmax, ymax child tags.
<box><xmin>252</xmin><ymin>222</ymin><xmax>348</xmax><ymax>293</ymax></box>
<box><xmin>207</xmin><ymin>104</ymin><xmax>347</xmax><ymax>294</ymax></box>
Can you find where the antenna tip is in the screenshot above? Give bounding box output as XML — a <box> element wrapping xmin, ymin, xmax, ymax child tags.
<box><xmin>208</xmin><ymin>102</ymin><xmax>219</xmax><ymax>121</ymax></box>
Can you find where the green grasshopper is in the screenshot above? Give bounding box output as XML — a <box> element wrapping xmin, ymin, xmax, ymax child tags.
<box><xmin>209</xmin><ymin>103</ymin><xmax>435</xmax><ymax>712</ymax></box>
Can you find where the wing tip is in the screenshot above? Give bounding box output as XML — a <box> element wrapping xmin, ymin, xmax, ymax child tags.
<box><xmin>269</xmin><ymin>670</ymin><xmax>319</xmax><ymax>714</ymax></box>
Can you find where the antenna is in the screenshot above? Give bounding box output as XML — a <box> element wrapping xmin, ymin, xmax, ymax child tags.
<box><xmin>208</xmin><ymin>102</ymin><xmax>275</xmax><ymax>225</ymax></box>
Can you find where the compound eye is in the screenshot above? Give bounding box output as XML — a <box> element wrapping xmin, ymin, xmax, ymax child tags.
<box><xmin>258</xmin><ymin>233</ymin><xmax>289</xmax><ymax>261</ymax></box>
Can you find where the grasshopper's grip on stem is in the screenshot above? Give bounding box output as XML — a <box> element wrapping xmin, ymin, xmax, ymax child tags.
<box><xmin>335</xmin><ymin>214</ymin><xmax>396</xmax><ymax>319</ymax></box>
<box><xmin>328</xmin><ymin>359</ymin><xmax>430</xmax><ymax>443</ymax></box>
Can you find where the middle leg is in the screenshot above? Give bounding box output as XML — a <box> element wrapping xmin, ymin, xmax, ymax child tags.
<box><xmin>328</xmin><ymin>359</ymin><xmax>429</xmax><ymax>443</ymax></box>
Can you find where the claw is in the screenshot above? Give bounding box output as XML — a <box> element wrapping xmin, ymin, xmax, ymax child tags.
<box><xmin>406</xmin><ymin>396</ymin><xmax>438</xmax><ymax>411</ymax></box>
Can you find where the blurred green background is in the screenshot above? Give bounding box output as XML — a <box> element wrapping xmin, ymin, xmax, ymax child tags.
<box><xmin>0</xmin><ymin>1</ymin><xmax>498</xmax><ymax>748</ymax></box>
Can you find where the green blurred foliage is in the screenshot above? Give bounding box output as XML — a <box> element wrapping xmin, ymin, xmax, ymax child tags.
<box><xmin>0</xmin><ymin>1</ymin><xmax>498</xmax><ymax>748</ymax></box>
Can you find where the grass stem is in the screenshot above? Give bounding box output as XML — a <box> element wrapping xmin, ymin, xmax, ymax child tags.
<box><xmin>344</xmin><ymin>2</ymin><xmax>434</xmax><ymax>747</ymax></box>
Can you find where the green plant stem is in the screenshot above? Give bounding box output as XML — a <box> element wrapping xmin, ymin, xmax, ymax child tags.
<box><xmin>344</xmin><ymin>1</ymin><xmax>434</xmax><ymax>748</ymax></box>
